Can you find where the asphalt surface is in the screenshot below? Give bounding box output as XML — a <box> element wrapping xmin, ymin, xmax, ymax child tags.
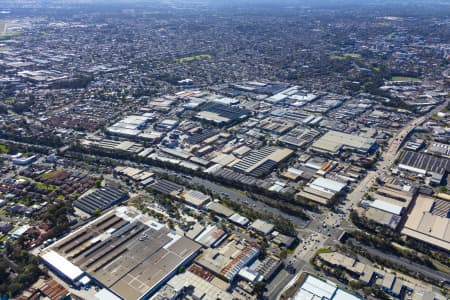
<box><xmin>347</xmin><ymin>100</ymin><xmax>449</xmax><ymax>214</ymax></box>
<box><xmin>351</xmin><ymin>239</ymin><xmax>450</xmax><ymax>284</ymax></box>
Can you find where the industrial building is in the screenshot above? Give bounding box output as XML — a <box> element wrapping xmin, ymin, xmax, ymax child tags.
<box><xmin>195</xmin><ymin>102</ymin><xmax>250</xmax><ymax>126</ymax></box>
<box><xmin>278</xmin><ymin>128</ymin><xmax>320</xmax><ymax>149</ymax></box>
<box><xmin>249</xmin><ymin>219</ymin><xmax>275</xmax><ymax>236</ymax></box>
<box><xmin>195</xmin><ymin>240</ymin><xmax>260</xmax><ymax>282</ymax></box>
<box><xmin>298</xmin><ymin>177</ymin><xmax>346</xmax><ymax>205</ymax></box>
<box><xmin>293</xmin><ymin>275</ymin><xmax>362</xmax><ymax>300</ymax></box>
<box><xmin>74</xmin><ymin>187</ymin><xmax>128</xmax><ymax>215</ymax></box>
<box><xmin>149</xmin><ymin>179</ymin><xmax>183</xmax><ymax>196</ymax></box>
<box><xmin>231</xmin><ymin>146</ymin><xmax>293</xmax><ymax>177</ymax></box>
<box><xmin>40</xmin><ymin>207</ymin><xmax>201</xmax><ymax>300</ymax></box>
<box><xmin>154</xmin><ymin>270</ymin><xmax>234</xmax><ymax>300</ymax></box>
<box><xmin>194</xmin><ymin>225</ymin><xmax>228</xmax><ymax>248</ymax></box>
<box><xmin>398</xmin><ymin>151</ymin><xmax>450</xmax><ymax>185</ymax></box>
<box><xmin>205</xmin><ymin>202</ymin><xmax>234</xmax><ymax>218</ymax></box>
<box><xmin>81</xmin><ymin>138</ymin><xmax>145</xmax><ymax>154</ymax></box>
<box><xmin>311</xmin><ymin>130</ymin><xmax>377</xmax><ymax>155</ymax></box>
<box><xmin>228</xmin><ymin>213</ymin><xmax>250</xmax><ymax>227</ymax></box>
<box><xmin>317</xmin><ymin>251</ymin><xmax>447</xmax><ymax>300</ymax></box>
<box><xmin>181</xmin><ymin>189</ymin><xmax>211</xmax><ymax>207</ymax></box>
<box><xmin>107</xmin><ymin>115</ymin><xmax>152</xmax><ymax>138</ymax></box>
<box><xmin>428</xmin><ymin>142</ymin><xmax>450</xmax><ymax>157</ymax></box>
<box><xmin>401</xmin><ymin>194</ymin><xmax>450</xmax><ymax>252</ymax></box>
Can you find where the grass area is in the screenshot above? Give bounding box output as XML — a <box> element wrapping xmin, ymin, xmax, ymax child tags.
<box><xmin>4</xmin><ymin>97</ymin><xmax>14</xmax><ymax>104</ymax></box>
<box><xmin>0</xmin><ymin>144</ymin><xmax>7</xmax><ymax>153</ymax></box>
<box><xmin>174</xmin><ymin>54</ymin><xmax>212</xmax><ymax>63</ymax></box>
<box><xmin>431</xmin><ymin>259</ymin><xmax>450</xmax><ymax>274</ymax></box>
<box><xmin>57</xmin><ymin>194</ymin><xmax>65</xmax><ymax>200</ymax></box>
<box><xmin>0</xmin><ymin>32</ymin><xmax>20</xmax><ymax>38</ymax></box>
<box><xmin>391</xmin><ymin>76</ymin><xmax>420</xmax><ymax>82</ymax></box>
<box><xmin>331</xmin><ymin>53</ymin><xmax>362</xmax><ymax>60</ymax></box>
<box><xmin>35</xmin><ymin>182</ymin><xmax>57</xmax><ymax>191</ymax></box>
<box><xmin>39</xmin><ymin>170</ymin><xmax>59</xmax><ymax>180</ymax></box>
<box><xmin>224</xmin><ymin>186</ymin><xmax>247</xmax><ymax>197</ymax></box>
<box><xmin>373</xmin><ymin>66</ymin><xmax>381</xmax><ymax>72</ymax></box>
<box><xmin>0</xmin><ymin>234</ymin><xmax>8</xmax><ymax>243</ymax></box>
<box><xmin>315</xmin><ymin>248</ymin><xmax>333</xmax><ymax>255</ymax></box>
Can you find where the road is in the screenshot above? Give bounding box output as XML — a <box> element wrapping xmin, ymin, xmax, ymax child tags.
<box><xmin>351</xmin><ymin>239</ymin><xmax>450</xmax><ymax>284</ymax></box>
<box><xmin>2</xmin><ymin>100</ymin><xmax>449</xmax><ymax>299</ymax></box>
<box><xmin>273</xmin><ymin>100</ymin><xmax>450</xmax><ymax>299</ymax></box>
<box><xmin>346</xmin><ymin>99</ymin><xmax>448</xmax><ymax>211</ymax></box>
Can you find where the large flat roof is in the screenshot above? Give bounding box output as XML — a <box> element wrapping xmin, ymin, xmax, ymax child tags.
<box><xmin>41</xmin><ymin>207</ymin><xmax>201</xmax><ymax>300</ymax></box>
<box><xmin>41</xmin><ymin>250</ymin><xmax>84</xmax><ymax>282</ymax></box>
<box><xmin>232</xmin><ymin>146</ymin><xmax>293</xmax><ymax>177</ymax></box>
<box><xmin>311</xmin><ymin>130</ymin><xmax>376</xmax><ymax>154</ymax></box>
<box><xmin>310</xmin><ymin>177</ymin><xmax>346</xmax><ymax>194</ymax></box>
<box><xmin>399</xmin><ymin>151</ymin><xmax>450</xmax><ymax>175</ymax></box>
<box><xmin>402</xmin><ymin>195</ymin><xmax>450</xmax><ymax>251</ymax></box>
<box><xmin>293</xmin><ymin>275</ymin><xmax>362</xmax><ymax>300</ymax></box>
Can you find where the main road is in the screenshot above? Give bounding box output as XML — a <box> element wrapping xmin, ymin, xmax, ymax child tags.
<box><xmin>274</xmin><ymin>99</ymin><xmax>449</xmax><ymax>300</ymax></box>
<box><xmin>346</xmin><ymin>100</ymin><xmax>449</xmax><ymax>211</ymax></box>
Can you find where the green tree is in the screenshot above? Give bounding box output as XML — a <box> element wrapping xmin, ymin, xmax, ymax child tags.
<box><xmin>253</xmin><ymin>281</ymin><xmax>267</xmax><ymax>298</ymax></box>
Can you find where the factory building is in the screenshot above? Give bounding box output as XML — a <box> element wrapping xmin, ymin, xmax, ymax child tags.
<box><xmin>40</xmin><ymin>207</ymin><xmax>201</xmax><ymax>300</ymax></box>
<box><xmin>311</xmin><ymin>130</ymin><xmax>377</xmax><ymax>155</ymax></box>
<box><xmin>231</xmin><ymin>146</ymin><xmax>293</xmax><ymax>177</ymax></box>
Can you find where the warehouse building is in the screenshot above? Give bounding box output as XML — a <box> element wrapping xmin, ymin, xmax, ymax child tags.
<box><xmin>155</xmin><ymin>269</ymin><xmax>234</xmax><ymax>300</ymax></box>
<box><xmin>250</xmin><ymin>219</ymin><xmax>275</xmax><ymax>236</ymax></box>
<box><xmin>398</xmin><ymin>151</ymin><xmax>450</xmax><ymax>185</ymax></box>
<box><xmin>195</xmin><ymin>102</ymin><xmax>250</xmax><ymax>126</ymax></box>
<box><xmin>194</xmin><ymin>225</ymin><xmax>228</xmax><ymax>248</ymax></box>
<box><xmin>231</xmin><ymin>146</ymin><xmax>294</xmax><ymax>177</ymax></box>
<box><xmin>81</xmin><ymin>138</ymin><xmax>144</xmax><ymax>154</ymax></box>
<box><xmin>428</xmin><ymin>142</ymin><xmax>450</xmax><ymax>157</ymax></box>
<box><xmin>107</xmin><ymin>115</ymin><xmax>152</xmax><ymax>138</ymax></box>
<box><xmin>74</xmin><ymin>187</ymin><xmax>128</xmax><ymax>215</ymax></box>
<box><xmin>41</xmin><ymin>250</ymin><xmax>86</xmax><ymax>285</ymax></box>
<box><xmin>311</xmin><ymin>130</ymin><xmax>377</xmax><ymax>155</ymax></box>
<box><xmin>40</xmin><ymin>207</ymin><xmax>201</xmax><ymax>300</ymax></box>
<box><xmin>293</xmin><ymin>275</ymin><xmax>362</xmax><ymax>300</ymax></box>
<box><xmin>401</xmin><ymin>194</ymin><xmax>450</xmax><ymax>252</ymax></box>
<box><xmin>195</xmin><ymin>240</ymin><xmax>259</xmax><ymax>282</ymax></box>
<box><xmin>149</xmin><ymin>179</ymin><xmax>183</xmax><ymax>196</ymax></box>
<box><xmin>297</xmin><ymin>177</ymin><xmax>346</xmax><ymax>205</ymax></box>
<box><xmin>205</xmin><ymin>202</ymin><xmax>234</xmax><ymax>218</ymax></box>
<box><xmin>180</xmin><ymin>190</ymin><xmax>211</xmax><ymax>207</ymax></box>
<box><xmin>228</xmin><ymin>213</ymin><xmax>250</xmax><ymax>227</ymax></box>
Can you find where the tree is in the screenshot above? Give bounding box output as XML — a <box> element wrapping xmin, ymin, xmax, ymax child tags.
<box><xmin>95</xmin><ymin>179</ymin><xmax>102</xmax><ymax>188</ymax></box>
<box><xmin>253</xmin><ymin>281</ymin><xmax>267</xmax><ymax>298</ymax></box>
<box><xmin>279</xmin><ymin>249</ymin><xmax>288</xmax><ymax>259</ymax></box>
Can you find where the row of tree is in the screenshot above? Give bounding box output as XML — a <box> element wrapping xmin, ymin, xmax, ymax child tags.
<box><xmin>350</xmin><ymin>211</ymin><xmax>449</xmax><ymax>267</ymax></box>
<box><xmin>67</xmin><ymin>144</ymin><xmax>311</xmax><ymax>222</ymax></box>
